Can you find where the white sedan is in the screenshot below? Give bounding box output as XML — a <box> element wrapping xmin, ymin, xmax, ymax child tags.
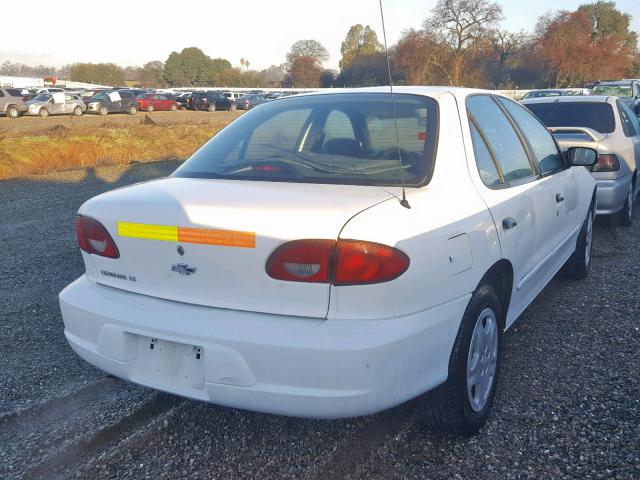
<box><xmin>60</xmin><ymin>87</ymin><xmax>597</xmax><ymax>436</ymax></box>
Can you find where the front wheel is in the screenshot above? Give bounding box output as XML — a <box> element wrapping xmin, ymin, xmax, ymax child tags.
<box><xmin>128</xmin><ymin>105</ymin><xmax>137</xmax><ymax>115</ymax></box>
<box><xmin>170</xmin><ymin>104</ymin><xmax>177</xmax><ymax>111</ymax></box>
<box><xmin>208</xmin><ymin>103</ymin><xmax>216</xmax><ymax>112</ymax></box>
<box><xmin>147</xmin><ymin>105</ymin><xmax>154</xmax><ymax>112</ymax></box>
<box><xmin>229</xmin><ymin>103</ymin><xmax>237</xmax><ymax>111</ymax></box>
<box><xmin>99</xmin><ymin>105</ymin><xmax>108</xmax><ymax>116</ymax></box>
<box><xmin>73</xmin><ymin>106</ymin><xmax>83</xmax><ymax>116</ymax></box>
<box><xmin>563</xmin><ymin>200</ymin><xmax>594</xmax><ymax>279</ymax></box>
<box><xmin>619</xmin><ymin>181</ymin><xmax>634</xmax><ymax>227</ymax></box>
<box><xmin>39</xmin><ymin>108</ymin><xmax>49</xmax><ymax>118</ymax></box>
<box><xmin>421</xmin><ymin>284</ymin><xmax>502</xmax><ymax>437</ymax></box>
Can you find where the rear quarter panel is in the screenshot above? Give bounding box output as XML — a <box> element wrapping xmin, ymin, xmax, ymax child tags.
<box><xmin>330</xmin><ymin>92</ymin><xmax>501</xmax><ymax>320</ymax></box>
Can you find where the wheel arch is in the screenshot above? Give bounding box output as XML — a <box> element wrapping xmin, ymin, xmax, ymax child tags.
<box><xmin>474</xmin><ymin>259</ymin><xmax>513</xmax><ymax>329</ymax></box>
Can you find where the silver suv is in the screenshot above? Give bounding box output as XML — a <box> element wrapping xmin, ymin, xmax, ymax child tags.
<box><xmin>25</xmin><ymin>92</ymin><xmax>86</xmax><ymax>117</ymax></box>
<box><xmin>0</xmin><ymin>87</ymin><xmax>28</xmax><ymax>118</ymax></box>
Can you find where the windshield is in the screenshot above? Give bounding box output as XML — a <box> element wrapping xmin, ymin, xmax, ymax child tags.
<box><xmin>524</xmin><ymin>101</ymin><xmax>615</xmax><ymax>134</ymax></box>
<box><xmin>91</xmin><ymin>92</ymin><xmax>108</xmax><ymax>100</ymax></box>
<box><xmin>592</xmin><ymin>85</ymin><xmax>632</xmax><ymax>97</ymax></box>
<box><xmin>174</xmin><ymin>93</ymin><xmax>439</xmax><ymax>187</ymax></box>
<box><xmin>33</xmin><ymin>94</ymin><xmax>51</xmax><ymax>102</ymax></box>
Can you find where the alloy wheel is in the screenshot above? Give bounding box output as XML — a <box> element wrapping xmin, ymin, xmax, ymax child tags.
<box><xmin>467</xmin><ymin>307</ymin><xmax>498</xmax><ymax>412</ymax></box>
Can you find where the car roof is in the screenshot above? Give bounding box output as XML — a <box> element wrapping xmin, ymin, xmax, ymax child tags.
<box><xmin>295</xmin><ymin>86</ymin><xmax>489</xmax><ymax>101</ymax></box>
<box><xmin>521</xmin><ymin>95</ymin><xmax>611</xmax><ymax>104</ymax></box>
<box><xmin>595</xmin><ymin>81</ymin><xmax>635</xmax><ymax>86</ymax></box>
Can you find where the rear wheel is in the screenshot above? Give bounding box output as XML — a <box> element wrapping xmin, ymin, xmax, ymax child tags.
<box><xmin>73</xmin><ymin>106</ymin><xmax>83</xmax><ymax>116</ymax></box>
<box><xmin>170</xmin><ymin>104</ymin><xmax>177</xmax><ymax>111</ymax></box>
<box><xmin>421</xmin><ymin>284</ymin><xmax>502</xmax><ymax>437</ymax></box>
<box><xmin>147</xmin><ymin>104</ymin><xmax>154</xmax><ymax>112</ymax></box>
<box><xmin>229</xmin><ymin>103</ymin><xmax>237</xmax><ymax>111</ymax></box>
<box><xmin>99</xmin><ymin>105</ymin><xmax>108</xmax><ymax>116</ymax></box>
<box><xmin>564</xmin><ymin>200</ymin><xmax>594</xmax><ymax>279</ymax></box>
<box><xmin>619</xmin><ymin>180</ymin><xmax>634</xmax><ymax>227</ymax></box>
<box><xmin>128</xmin><ymin>105</ymin><xmax>137</xmax><ymax>115</ymax></box>
<box><xmin>208</xmin><ymin>103</ymin><xmax>216</xmax><ymax>112</ymax></box>
<box><xmin>39</xmin><ymin>108</ymin><xmax>49</xmax><ymax>118</ymax></box>
<box><xmin>7</xmin><ymin>105</ymin><xmax>19</xmax><ymax>119</ymax></box>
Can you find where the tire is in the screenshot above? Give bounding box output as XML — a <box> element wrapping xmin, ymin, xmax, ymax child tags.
<box><xmin>208</xmin><ymin>103</ymin><xmax>216</xmax><ymax>112</ymax></box>
<box><xmin>147</xmin><ymin>105</ymin><xmax>154</xmax><ymax>112</ymax></box>
<box><xmin>619</xmin><ymin>180</ymin><xmax>634</xmax><ymax>227</ymax></box>
<box><xmin>99</xmin><ymin>105</ymin><xmax>108</xmax><ymax>116</ymax></box>
<box><xmin>73</xmin><ymin>106</ymin><xmax>83</xmax><ymax>116</ymax></box>
<box><xmin>39</xmin><ymin>108</ymin><xmax>49</xmax><ymax>118</ymax></box>
<box><xmin>564</xmin><ymin>200</ymin><xmax>595</xmax><ymax>279</ymax></box>
<box><xmin>421</xmin><ymin>284</ymin><xmax>502</xmax><ymax>437</ymax></box>
<box><xmin>229</xmin><ymin>103</ymin><xmax>237</xmax><ymax>111</ymax></box>
<box><xmin>6</xmin><ymin>105</ymin><xmax>19</xmax><ymax>119</ymax></box>
<box><xmin>170</xmin><ymin>104</ymin><xmax>177</xmax><ymax>111</ymax></box>
<box><xmin>128</xmin><ymin>105</ymin><xmax>137</xmax><ymax>115</ymax></box>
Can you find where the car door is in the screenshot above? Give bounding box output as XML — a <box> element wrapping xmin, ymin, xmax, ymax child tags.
<box><xmin>617</xmin><ymin>100</ymin><xmax>640</xmax><ymax>197</ymax></box>
<box><xmin>496</xmin><ymin>96</ymin><xmax>581</xmax><ymax>266</ymax></box>
<box><xmin>466</xmin><ymin>94</ymin><xmax>556</xmax><ymax>326</ymax></box>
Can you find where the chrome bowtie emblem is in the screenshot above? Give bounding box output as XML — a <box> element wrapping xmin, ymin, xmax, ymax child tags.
<box><xmin>172</xmin><ymin>263</ymin><xmax>196</xmax><ymax>276</ymax></box>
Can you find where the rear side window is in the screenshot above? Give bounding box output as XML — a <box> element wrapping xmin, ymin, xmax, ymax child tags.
<box><xmin>175</xmin><ymin>93</ymin><xmax>438</xmax><ymax>187</ymax></box>
<box><xmin>0</xmin><ymin>90</ymin><xmax>5</xmax><ymax>97</ymax></box>
<box><xmin>6</xmin><ymin>88</ymin><xmax>22</xmax><ymax>97</ymax></box>
<box><xmin>617</xmin><ymin>101</ymin><xmax>637</xmax><ymax>137</ymax></box>
<box><xmin>497</xmin><ymin>97</ymin><xmax>564</xmax><ymax>174</ymax></box>
<box><xmin>467</xmin><ymin>95</ymin><xmax>535</xmax><ymax>183</ymax></box>
<box><xmin>469</xmin><ymin>121</ymin><xmax>502</xmax><ymax>188</ymax></box>
<box><xmin>524</xmin><ymin>102</ymin><xmax>615</xmax><ymax>134</ymax></box>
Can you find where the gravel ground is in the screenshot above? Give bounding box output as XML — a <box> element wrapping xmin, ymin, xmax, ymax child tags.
<box><xmin>0</xmin><ymin>161</ymin><xmax>638</xmax><ymax>479</ymax></box>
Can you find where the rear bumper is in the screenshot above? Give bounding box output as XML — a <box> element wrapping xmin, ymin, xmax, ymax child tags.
<box><xmin>59</xmin><ymin>276</ymin><xmax>468</xmax><ymax>419</ymax></box>
<box><xmin>594</xmin><ymin>175</ymin><xmax>631</xmax><ymax>215</ymax></box>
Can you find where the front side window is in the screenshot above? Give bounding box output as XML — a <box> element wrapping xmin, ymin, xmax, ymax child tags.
<box><xmin>174</xmin><ymin>93</ymin><xmax>438</xmax><ymax>187</ymax></box>
<box><xmin>497</xmin><ymin>97</ymin><xmax>564</xmax><ymax>174</ymax></box>
<box><xmin>466</xmin><ymin>95</ymin><xmax>535</xmax><ymax>183</ymax></box>
<box><xmin>524</xmin><ymin>101</ymin><xmax>616</xmax><ymax>134</ymax></box>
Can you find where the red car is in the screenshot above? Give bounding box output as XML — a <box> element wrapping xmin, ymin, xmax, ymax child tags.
<box><xmin>136</xmin><ymin>93</ymin><xmax>179</xmax><ymax>112</ymax></box>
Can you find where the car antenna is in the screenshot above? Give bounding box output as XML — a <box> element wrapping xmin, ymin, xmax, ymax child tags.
<box><xmin>379</xmin><ymin>0</ymin><xmax>410</xmax><ymax>209</ymax></box>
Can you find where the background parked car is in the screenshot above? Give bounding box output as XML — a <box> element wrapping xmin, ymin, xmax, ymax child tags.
<box><xmin>86</xmin><ymin>90</ymin><xmax>139</xmax><ymax>116</ymax></box>
<box><xmin>0</xmin><ymin>87</ymin><xmax>29</xmax><ymax>118</ymax></box>
<box><xmin>236</xmin><ymin>94</ymin><xmax>267</xmax><ymax>110</ymax></box>
<box><xmin>25</xmin><ymin>92</ymin><xmax>86</xmax><ymax>117</ymax></box>
<box><xmin>174</xmin><ymin>92</ymin><xmax>193</xmax><ymax>110</ymax></box>
<box><xmin>222</xmin><ymin>91</ymin><xmax>246</xmax><ymax>101</ymax></box>
<box><xmin>520</xmin><ymin>89</ymin><xmax>568</xmax><ymax>100</ymax></box>
<box><xmin>137</xmin><ymin>93</ymin><xmax>179</xmax><ymax>112</ymax></box>
<box><xmin>591</xmin><ymin>80</ymin><xmax>640</xmax><ymax>115</ymax></box>
<box><xmin>191</xmin><ymin>91</ymin><xmax>236</xmax><ymax>111</ymax></box>
<box><xmin>523</xmin><ymin>95</ymin><xmax>640</xmax><ymax>225</ymax></box>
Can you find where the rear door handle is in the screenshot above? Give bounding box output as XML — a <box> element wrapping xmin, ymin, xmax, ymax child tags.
<box><xmin>556</xmin><ymin>193</ymin><xmax>565</xmax><ymax>203</ymax></box>
<box><xmin>502</xmin><ymin>217</ymin><xmax>517</xmax><ymax>230</ymax></box>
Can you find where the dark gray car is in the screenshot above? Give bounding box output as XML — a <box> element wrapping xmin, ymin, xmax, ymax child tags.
<box><xmin>0</xmin><ymin>87</ymin><xmax>28</xmax><ymax>118</ymax></box>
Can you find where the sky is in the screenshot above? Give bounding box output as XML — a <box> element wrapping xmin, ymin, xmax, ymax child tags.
<box><xmin>1</xmin><ymin>0</ymin><xmax>638</xmax><ymax>72</ymax></box>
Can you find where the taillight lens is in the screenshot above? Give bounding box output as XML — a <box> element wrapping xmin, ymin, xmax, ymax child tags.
<box><xmin>592</xmin><ymin>154</ymin><xmax>620</xmax><ymax>172</ymax></box>
<box><xmin>75</xmin><ymin>215</ymin><xmax>119</xmax><ymax>258</ymax></box>
<box><xmin>266</xmin><ymin>239</ymin><xmax>409</xmax><ymax>285</ymax></box>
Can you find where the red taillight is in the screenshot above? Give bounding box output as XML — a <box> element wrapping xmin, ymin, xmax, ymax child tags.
<box><xmin>75</xmin><ymin>215</ymin><xmax>119</xmax><ymax>258</ymax></box>
<box><xmin>266</xmin><ymin>239</ymin><xmax>409</xmax><ymax>285</ymax></box>
<box><xmin>592</xmin><ymin>154</ymin><xmax>620</xmax><ymax>172</ymax></box>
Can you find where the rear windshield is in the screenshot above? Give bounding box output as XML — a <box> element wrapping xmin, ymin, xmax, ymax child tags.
<box><xmin>522</xmin><ymin>91</ymin><xmax>563</xmax><ymax>99</ymax></box>
<box><xmin>591</xmin><ymin>85</ymin><xmax>632</xmax><ymax>97</ymax></box>
<box><xmin>523</xmin><ymin>102</ymin><xmax>615</xmax><ymax>134</ymax></box>
<box><xmin>174</xmin><ymin>93</ymin><xmax>439</xmax><ymax>187</ymax></box>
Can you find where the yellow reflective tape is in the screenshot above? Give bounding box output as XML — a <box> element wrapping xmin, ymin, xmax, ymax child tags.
<box><xmin>117</xmin><ymin>222</ymin><xmax>179</xmax><ymax>242</ymax></box>
<box><xmin>117</xmin><ymin>221</ymin><xmax>256</xmax><ymax>248</ymax></box>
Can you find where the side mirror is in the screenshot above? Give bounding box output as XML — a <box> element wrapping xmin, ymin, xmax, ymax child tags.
<box><xmin>567</xmin><ymin>147</ymin><xmax>597</xmax><ymax>167</ymax></box>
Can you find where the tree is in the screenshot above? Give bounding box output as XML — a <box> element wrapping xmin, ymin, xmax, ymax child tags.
<box><xmin>286</xmin><ymin>39</ymin><xmax>329</xmax><ymax>64</ymax></box>
<box><xmin>69</xmin><ymin>63</ymin><xmax>125</xmax><ymax>86</ymax></box>
<box><xmin>578</xmin><ymin>1</ymin><xmax>638</xmax><ymax>50</ymax></box>
<box><xmin>339</xmin><ymin>53</ymin><xmax>390</xmax><ymax>87</ymax></box>
<box><xmin>339</xmin><ymin>25</ymin><xmax>383</xmax><ymax>70</ymax></box>
<box><xmin>163</xmin><ymin>47</ymin><xmax>215</xmax><ymax>87</ymax></box>
<box><xmin>261</xmin><ymin>64</ymin><xmax>287</xmax><ymax>86</ymax></box>
<box><xmin>394</xmin><ymin>29</ymin><xmax>449</xmax><ymax>85</ymax></box>
<box><xmin>424</xmin><ymin>0</ymin><xmax>503</xmax><ymax>85</ymax></box>
<box><xmin>288</xmin><ymin>56</ymin><xmax>323</xmax><ymax>87</ymax></box>
<box><xmin>536</xmin><ymin>10</ymin><xmax>634</xmax><ymax>86</ymax></box>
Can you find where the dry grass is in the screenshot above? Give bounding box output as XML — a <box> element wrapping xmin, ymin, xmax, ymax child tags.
<box><xmin>0</xmin><ymin>122</ymin><xmax>230</xmax><ymax>179</ymax></box>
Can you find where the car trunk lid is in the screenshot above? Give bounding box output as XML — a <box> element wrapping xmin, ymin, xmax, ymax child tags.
<box><xmin>79</xmin><ymin>177</ymin><xmax>393</xmax><ymax>318</ymax></box>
